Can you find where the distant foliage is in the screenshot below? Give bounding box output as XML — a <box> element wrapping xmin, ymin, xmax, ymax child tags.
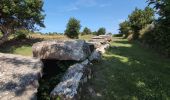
<box><xmin>92</xmin><ymin>31</ymin><xmax>98</xmax><ymax>35</ymax></box>
<box><xmin>119</xmin><ymin>0</ymin><xmax>170</xmax><ymax>56</ymax></box>
<box><xmin>113</xmin><ymin>33</ymin><xmax>123</xmax><ymax>37</ymax></box>
<box><xmin>81</xmin><ymin>27</ymin><xmax>91</xmax><ymax>35</ymax></box>
<box><xmin>107</xmin><ymin>32</ymin><xmax>113</xmax><ymax>35</ymax></box>
<box><xmin>119</xmin><ymin>7</ymin><xmax>154</xmax><ymax>40</ymax></box>
<box><xmin>64</xmin><ymin>17</ymin><xmax>81</xmax><ymax>39</ymax></box>
<box><xmin>128</xmin><ymin>7</ymin><xmax>154</xmax><ymax>40</ymax></box>
<box><xmin>119</xmin><ymin>21</ymin><xmax>131</xmax><ymax>38</ymax></box>
<box><xmin>97</xmin><ymin>27</ymin><xmax>106</xmax><ymax>35</ymax></box>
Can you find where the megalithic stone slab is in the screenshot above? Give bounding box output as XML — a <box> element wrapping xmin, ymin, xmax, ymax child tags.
<box><xmin>32</xmin><ymin>40</ymin><xmax>91</xmax><ymax>61</ymax></box>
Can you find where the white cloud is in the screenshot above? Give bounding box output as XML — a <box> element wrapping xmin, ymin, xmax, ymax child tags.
<box><xmin>99</xmin><ymin>4</ymin><xmax>111</xmax><ymax>8</ymax></box>
<box><xmin>67</xmin><ymin>6</ymin><xmax>79</xmax><ymax>11</ymax></box>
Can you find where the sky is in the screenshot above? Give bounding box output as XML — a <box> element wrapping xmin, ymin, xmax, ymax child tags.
<box><xmin>40</xmin><ymin>0</ymin><xmax>148</xmax><ymax>34</ymax></box>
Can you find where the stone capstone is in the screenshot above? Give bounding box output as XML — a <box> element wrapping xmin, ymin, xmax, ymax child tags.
<box><xmin>32</xmin><ymin>40</ymin><xmax>91</xmax><ymax>61</ymax></box>
<box><xmin>0</xmin><ymin>53</ymin><xmax>43</xmax><ymax>100</ymax></box>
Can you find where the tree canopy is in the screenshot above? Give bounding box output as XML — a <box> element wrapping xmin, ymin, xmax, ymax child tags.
<box><xmin>128</xmin><ymin>7</ymin><xmax>154</xmax><ymax>39</ymax></box>
<box><xmin>0</xmin><ymin>0</ymin><xmax>45</xmax><ymax>44</ymax></box>
<box><xmin>97</xmin><ymin>27</ymin><xmax>106</xmax><ymax>36</ymax></box>
<box><xmin>81</xmin><ymin>27</ymin><xmax>91</xmax><ymax>35</ymax></box>
<box><xmin>119</xmin><ymin>21</ymin><xmax>131</xmax><ymax>38</ymax></box>
<box><xmin>64</xmin><ymin>17</ymin><xmax>81</xmax><ymax>39</ymax></box>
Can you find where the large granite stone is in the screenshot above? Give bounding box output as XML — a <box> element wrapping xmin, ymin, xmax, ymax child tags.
<box><xmin>0</xmin><ymin>53</ymin><xmax>43</xmax><ymax>100</ymax></box>
<box><xmin>89</xmin><ymin>50</ymin><xmax>102</xmax><ymax>61</ymax></box>
<box><xmin>50</xmin><ymin>60</ymin><xmax>90</xmax><ymax>100</ymax></box>
<box><xmin>32</xmin><ymin>40</ymin><xmax>91</xmax><ymax>61</ymax></box>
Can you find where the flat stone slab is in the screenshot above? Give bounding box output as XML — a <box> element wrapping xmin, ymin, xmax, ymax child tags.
<box><xmin>32</xmin><ymin>40</ymin><xmax>91</xmax><ymax>61</ymax></box>
<box><xmin>51</xmin><ymin>60</ymin><xmax>89</xmax><ymax>100</ymax></box>
<box><xmin>0</xmin><ymin>53</ymin><xmax>43</xmax><ymax>100</ymax></box>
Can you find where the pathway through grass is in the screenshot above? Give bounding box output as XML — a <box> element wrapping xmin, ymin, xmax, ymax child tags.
<box><xmin>82</xmin><ymin>37</ymin><xmax>170</xmax><ymax>100</ymax></box>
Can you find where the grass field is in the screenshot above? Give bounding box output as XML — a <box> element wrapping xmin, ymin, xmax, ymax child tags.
<box><xmin>0</xmin><ymin>34</ymin><xmax>94</xmax><ymax>56</ymax></box>
<box><xmin>1</xmin><ymin>35</ymin><xmax>170</xmax><ymax>99</ymax></box>
<box><xmin>82</xmin><ymin>37</ymin><xmax>170</xmax><ymax>100</ymax></box>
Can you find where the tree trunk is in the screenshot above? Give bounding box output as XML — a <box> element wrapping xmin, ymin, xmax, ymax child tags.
<box><xmin>0</xmin><ymin>32</ymin><xmax>10</xmax><ymax>45</ymax></box>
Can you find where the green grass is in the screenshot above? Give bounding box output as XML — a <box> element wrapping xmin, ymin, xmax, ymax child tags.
<box><xmin>82</xmin><ymin>37</ymin><xmax>170</xmax><ymax>100</ymax></box>
<box><xmin>79</xmin><ymin>34</ymin><xmax>94</xmax><ymax>41</ymax></box>
<box><xmin>12</xmin><ymin>46</ymin><xmax>32</xmax><ymax>56</ymax></box>
<box><xmin>0</xmin><ymin>45</ymin><xmax>32</xmax><ymax>56</ymax></box>
<box><xmin>0</xmin><ymin>35</ymin><xmax>94</xmax><ymax>56</ymax></box>
<box><xmin>0</xmin><ymin>38</ymin><xmax>42</xmax><ymax>56</ymax></box>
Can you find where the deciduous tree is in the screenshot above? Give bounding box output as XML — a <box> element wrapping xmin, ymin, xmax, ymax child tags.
<box><xmin>0</xmin><ymin>0</ymin><xmax>45</xmax><ymax>44</ymax></box>
<box><xmin>64</xmin><ymin>17</ymin><xmax>81</xmax><ymax>39</ymax></box>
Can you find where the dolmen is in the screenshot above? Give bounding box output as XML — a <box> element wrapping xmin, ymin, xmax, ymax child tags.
<box><xmin>0</xmin><ymin>36</ymin><xmax>112</xmax><ymax>100</ymax></box>
<box><xmin>32</xmin><ymin>39</ymin><xmax>103</xmax><ymax>100</ymax></box>
<box><xmin>0</xmin><ymin>53</ymin><xmax>43</xmax><ymax>100</ymax></box>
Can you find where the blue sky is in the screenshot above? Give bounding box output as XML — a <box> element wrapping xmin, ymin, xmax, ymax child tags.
<box><xmin>40</xmin><ymin>0</ymin><xmax>148</xmax><ymax>34</ymax></box>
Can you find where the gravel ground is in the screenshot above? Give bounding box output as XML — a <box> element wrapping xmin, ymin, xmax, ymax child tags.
<box><xmin>0</xmin><ymin>53</ymin><xmax>43</xmax><ymax>100</ymax></box>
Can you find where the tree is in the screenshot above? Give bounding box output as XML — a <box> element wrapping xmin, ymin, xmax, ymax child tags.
<box><xmin>128</xmin><ymin>7</ymin><xmax>154</xmax><ymax>39</ymax></box>
<box><xmin>119</xmin><ymin>20</ymin><xmax>131</xmax><ymax>38</ymax></box>
<box><xmin>81</xmin><ymin>27</ymin><xmax>91</xmax><ymax>35</ymax></box>
<box><xmin>92</xmin><ymin>31</ymin><xmax>97</xmax><ymax>35</ymax></box>
<box><xmin>97</xmin><ymin>27</ymin><xmax>106</xmax><ymax>35</ymax></box>
<box><xmin>0</xmin><ymin>0</ymin><xmax>45</xmax><ymax>44</ymax></box>
<box><xmin>107</xmin><ymin>32</ymin><xmax>113</xmax><ymax>35</ymax></box>
<box><xmin>147</xmin><ymin>0</ymin><xmax>170</xmax><ymax>56</ymax></box>
<box><xmin>64</xmin><ymin>17</ymin><xmax>81</xmax><ymax>39</ymax></box>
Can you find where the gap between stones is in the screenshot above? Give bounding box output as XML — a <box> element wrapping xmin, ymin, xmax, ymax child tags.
<box><xmin>37</xmin><ymin>60</ymin><xmax>78</xmax><ymax>100</ymax></box>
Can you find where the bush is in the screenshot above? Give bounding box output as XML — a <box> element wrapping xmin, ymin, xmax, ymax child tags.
<box><xmin>113</xmin><ymin>33</ymin><xmax>123</xmax><ymax>37</ymax></box>
<box><xmin>140</xmin><ymin>23</ymin><xmax>170</xmax><ymax>57</ymax></box>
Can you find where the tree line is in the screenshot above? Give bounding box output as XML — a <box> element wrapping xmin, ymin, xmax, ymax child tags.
<box><xmin>64</xmin><ymin>17</ymin><xmax>108</xmax><ymax>39</ymax></box>
<box><xmin>119</xmin><ymin>0</ymin><xmax>170</xmax><ymax>57</ymax></box>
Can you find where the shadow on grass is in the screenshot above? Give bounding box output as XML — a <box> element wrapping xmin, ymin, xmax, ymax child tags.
<box><xmin>0</xmin><ymin>38</ymin><xmax>43</xmax><ymax>54</ymax></box>
<box><xmin>81</xmin><ymin>38</ymin><xmax>170</xmax><ymax>100</ymax></box>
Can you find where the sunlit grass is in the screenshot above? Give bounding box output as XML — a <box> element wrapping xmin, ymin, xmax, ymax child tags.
<box><xmin>13</xmin><ymin>46</ymin><xmax>32</xmax><ymax>56</ymax></box>
<box><xmin>82</xmin><ymin>37</ymin><xmax>170</xmax><ymax>100</ymax></box>
<box><xmin>79</xmin><ymin>34</ymin><xmax>94</xmax><ymax>41</ymax></box>
<box><xmin>0</xmin><ymin>34</ymin><xmax>94</xmax><ymax>56</ymax></box>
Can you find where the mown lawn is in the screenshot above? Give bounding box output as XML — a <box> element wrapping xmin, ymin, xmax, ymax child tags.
<box><xmin>82</xmin><ymin>37</ymin><xmax>170</xmax><ymax>100</ymax></box>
